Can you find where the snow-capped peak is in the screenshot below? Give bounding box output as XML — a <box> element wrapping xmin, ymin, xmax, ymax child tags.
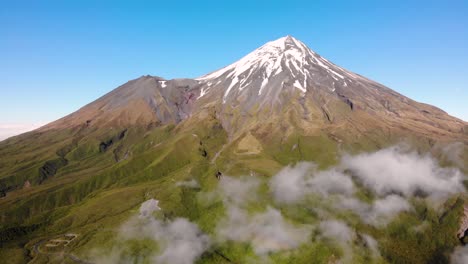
<box><xmin>196</xmin><ymin>35</ymin><xmax>360</xmax><ymax>103</ymax></box>
<box><xmin>197</xmin><ymin>35</ymin><xmax>313</xmax><ymax>82</ymax></box>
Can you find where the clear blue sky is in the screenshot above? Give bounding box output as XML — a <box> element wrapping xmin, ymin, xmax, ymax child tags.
<box><xmin>1</xmin><ymin>0</ymin><xmax>467</xmax><ymax>138</ymax></box>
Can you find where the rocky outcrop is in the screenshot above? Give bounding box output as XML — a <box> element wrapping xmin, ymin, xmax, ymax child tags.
<box><xmin>338</xmin><ymin>93</ymin><xmax>354</xmax><ymax>110</ymax></box>
<box><xmin>0</xmin><ymin>176</ymin><xmax>20</xmax><ymax>198</ymax></box>
<box><xmin>99</xmin><ymin>129</ymin><xmax>127</xmax><ymax>152</ymax></box>
<box><xmin>113</xmin><ymin>145</ymin><xmax>130</xmax><ymax>162</ymax></box>
<box><xmin>23</xmin><ymin>180</ymin><xmax>31</xmax><ymax>189</ymax></box>
<box><xmin>457</xmin><ymin>205</ymin><xmax>468</xmax><ymax>243</ymax></box>
<box><xmin>0</xmin><ymin>185</ymin><xmax>16</xmax><ymax>198</ymax></box>
<box><xmin>38</xmin><ymin>157</ymin><xmax>68</xmax><ymax>184</ymax></box>
<box><xmin>0</xmin><ymin>223</ymin><xmax>41</xmax><ymax>243</ymax></box>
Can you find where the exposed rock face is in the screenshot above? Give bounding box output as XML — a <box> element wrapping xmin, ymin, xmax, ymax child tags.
<box><xmin>457</xmin><ymin>205</ymin><xmax>468</xmax><ymax>243</ymax></box>
<box><xmin>99</xmin><ymin>129</ymin><xmax>127</xmax><ymax>152</ymax></box>
<box><xmin>23</xmin><ymin>180</ymin><xmax>31</xmax><ymax>189</ymax></box>
<box><xmin>38</xmin><ymin>157</ymin><xmax>68</xmax><ymax>184</ymax></box>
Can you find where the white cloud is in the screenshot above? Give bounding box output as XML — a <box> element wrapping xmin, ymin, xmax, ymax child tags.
<box><xmin>451</xmin><ymin>246</ymin><xmax>468</xmax><ymax>264</ymax></box>
<box><xmin>269</xmin><ymin>146</ymin><xmax>465</xmax><ymax>227</ymax></box>
<box><xmin>308</xmin><ymin>169</ymin><xmax>355</xmax><ymax>196</ymax></box>
<box><xmin>216</xmin><ymin>206</ymin><xmax>311</xmax><ymax>255</ymax></box>
<box><xmin>95</xmin><ymin>199</ymin><xmax>210</xmax><ymax>264</ymax></box>
<box><xmin>342</xmin><ymin>146</ymin><xmax>465</xmax><ymax>199</ymax></box>
<box><xmin>371</xmin><ymin>195</ymin><xmax>411</xmax><ymax>221</ymax></box>
<box><xmin>270</xmin><ymin>162</ymin><xmax>354</xmax><ymax>204</ymax></box>
<box><xmin>215</xmin><ymin>176</ymin><xmax>311</xmax><ymax>255</ymax></box>
<box><xmin>362</xmin><ymin>234</ymin><xmax>380</xmax><ymax>258</ymax></box>
<box><xmin>319</xmin><ymin>220</ymin><xmax>354</xmax><ymax>243</ymax></box>
<box><xmin>269</xmin><ymin>162</ymin><xmax>314</xmax><ymax>204</ymax></box>
<box><xmin>89</xmin><ymin>146</ymin><xmax>467</xmax><ymax>263</ymax></box>
<box><xmin>218</xmin><ymin>175</ymin><xmax>260</xmax><ymax>205</ymax></box>
<box><xmin>339</xmin><ymin>195</ymin><xmax>412</xmax><ymax>226</ymax></box>
<box><xmin>152</xmin><ymin>218</ymin><xmax>211</xmax><ymax>264</ymax></box>
<box><xmin>319</xmin><ymin>220</ymin><xmax>354</xmax><ymax>262</ymax></box>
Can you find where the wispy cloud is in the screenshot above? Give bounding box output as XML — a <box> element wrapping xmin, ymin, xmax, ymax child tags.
<box><xmin>91</xmin><ymin>199</ymin><xmax>210</xmax><ymax>264</ymax></box>
<box><xmin>215</xmin><ymin>176</ymin><xmax>311</xmax><ymax>255</ymax></box>
<box><xmin>451</xmin><ymin>246</ymin><xmax>468</xmax><ymax>264</ymax></box>
<box><xmin>342</xmin><ymin>146</ymin><xmax>465</xmax><ymax>200</ymax></box>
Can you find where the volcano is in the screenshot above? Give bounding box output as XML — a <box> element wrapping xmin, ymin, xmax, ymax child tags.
<box><xmin>0</xmin><ymin>36</ymin><xmax>467</xmax><ymax>264</ymax></box>
<box><xmin>40</xmin><ymin>35</ymin><xmax>466</xmax><ymax>141</ymax></box>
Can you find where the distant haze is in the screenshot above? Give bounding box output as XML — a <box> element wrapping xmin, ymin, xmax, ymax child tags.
<box><xmin>0</xmin><ymin>123</ymin><xmax>45</xmax><ymax>141</ymax></box>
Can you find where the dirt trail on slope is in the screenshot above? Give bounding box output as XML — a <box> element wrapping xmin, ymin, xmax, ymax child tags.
<box><xmin>29</xmin><ymin>234</ymin><xmax>93</xmax><ymax>264</ymax></box>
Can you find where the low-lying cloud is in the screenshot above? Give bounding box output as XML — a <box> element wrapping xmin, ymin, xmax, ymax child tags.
<box><xmin>89</xmin><ymin>145</ymin><xmax>466</xmax><ymax>263</ymax></box>
<box><xmin>217</xmin><ymin>176</ymin><xmax>260</xmax><ymax>205</ymax></box>
<box><xmin>338</xmin><ymin>195</ymin><xmax>412</xmax><ymax>226</ymax></box>
<box><xmin>217</xmin><ymin>206</ymin><xmax>311</xmax><ymax>255</ymax></box>
<box><xmin>319</xmin><ymin>220</ymin><xmax>354</xmax><ymax>243</ymax></box>
<box><xmin>342</xmin><ymin>146</ymin><xmax>465</xmax><ymax>199</ymax></box>
<box><xmin>270</xmin><ymin>146</ymin><xmax>465</xmax><ymax>226</ymax></box>
<box><xmin>266</xmin><ymin>145</ymin><xmax>466</xmax><ymax>262</ymax></box>
<box><xmin>215</xmin><ymin>176</ymin><xmax>310</xmax><ymax>255</ymax></box>
<box><xmin>451</xmin><ymin>246</ymin><xmax>468</xmax><ymax>264</ymax></box>
<box><xmin>318</xmin><ymin>220</ymin><xmax>356</xmax><ymax>263</ymax></box>
<box><xmin>93</xmin><ymin>199</ymin><xmax>210</xmax><ymax>264</ymax></box>
<box><xmin>270</xmin><ymin>163</ymin><xmax>355</xmax><ymax>204</ymax></box>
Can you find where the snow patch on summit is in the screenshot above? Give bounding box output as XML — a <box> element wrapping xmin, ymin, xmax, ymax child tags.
<box><xmin>196</xmin><ymin>35</ymin><xmax>361</xmax><ymax>103</ymax></box>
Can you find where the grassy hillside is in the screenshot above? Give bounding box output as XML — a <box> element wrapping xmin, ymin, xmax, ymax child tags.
<box><xmin>0</xmin><ymin>112</ymin><xmax>466</xmax><ymax>264</ymax></box>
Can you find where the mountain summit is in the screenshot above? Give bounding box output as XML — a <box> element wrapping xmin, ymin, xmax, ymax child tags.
<box><xmin>197</xmin><ymin>35</ymin><xmax>351</xmax><ymax>100</ymax></box>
